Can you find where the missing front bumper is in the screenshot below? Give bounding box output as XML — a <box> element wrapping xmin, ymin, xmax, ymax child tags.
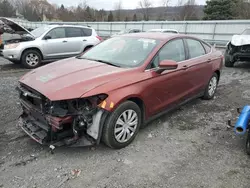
<box><xmin>17</xmin><ymin>109</ymin><xmax>109</xmax><ymax>147</ymax></box>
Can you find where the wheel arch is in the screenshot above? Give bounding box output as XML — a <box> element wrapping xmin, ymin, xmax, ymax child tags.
<box><xmin>214</xmin><ymin>70</ymin><xmax>220</xmax><ymax>81</ymax></box>
<box><xmin>83</xmin><ymin>45</ymin><xmax>94</xmax><ymax>52</ymax></box>
<box><xmin>100</xmin><ymin>93</ymin><xmax>147</xmax><ymax>122</ymax></box>
<box><xmin>21</xmin><ymin>47</ymin><xmax>44</xmax><ymax>60</ymax></box>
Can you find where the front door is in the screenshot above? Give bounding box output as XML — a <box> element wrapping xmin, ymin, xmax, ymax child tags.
<box><xmin>41</xmin><ymin>27</ymin><xmax>70</xmax><ymax>59</ymax></box>
<box><xmin>143</xmin><ymin>38</ymin><xmax>191</xmax><ymax>116</ymax></box>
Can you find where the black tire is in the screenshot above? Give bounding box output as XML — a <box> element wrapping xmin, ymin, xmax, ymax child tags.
<box><xmin>9</xmin><ymin>60</ymin><xmax>20</xmax><ymax>64</ymax></box>
<box><xmin>21</xmin><ymin>49</ymin><xmax>42</xmax><ymax>69</ymax></box>
<box><xmin>84</xmin><ymin>46</ymin><xmax>93</xmax><ymax>52</ymax></box>
<box><xmin>102</xmin><ymin>101</ymin><xmax>141</xmax><ymax>149</ymax></box>
<box><xmin>202</xmin><ymin>73</ymin><xmax>218</xmax><ymax>100</ymax></box>
<box><xmin>224</xmin><ymin>50</ymin><xmax>234</xmax><ymax>67</ymax></box>
<box><xmin>246</xmin><ymin>130</ymin><xmax>250</xmax><ymax>155</ymax></box>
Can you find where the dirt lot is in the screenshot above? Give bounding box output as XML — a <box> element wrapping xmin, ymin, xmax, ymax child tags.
<box><xmin>0</xmin><ymin>57</ymin><xmax>250</xmax><ymax>188</ymax></box>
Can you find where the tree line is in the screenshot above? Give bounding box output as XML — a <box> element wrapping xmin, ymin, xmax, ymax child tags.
<box><xmin>0</xmin><ymin>0</ymin><xmax>250</xmax><ymax>22</ymax></box>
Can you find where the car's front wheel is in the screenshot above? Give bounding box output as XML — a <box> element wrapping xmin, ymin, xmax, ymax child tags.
<box><xmin>21</xmin><ymin>50</ymin><xmax>42</xmax><ymax>69</ymax></box>
<box><xmin>102</xmin><ymin>101</ymin><xmax>141</xmax><ymax>149</ymax></box>
<box><xmin>202</xmin><ymin>73</ymin><xmax>218</xmax><ymax>100</ymax></box>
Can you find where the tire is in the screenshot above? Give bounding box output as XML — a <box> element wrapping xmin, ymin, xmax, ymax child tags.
<box><xmin>102</xmin><ymin>101</ymin><xmax>142</xmax><ymax>149</ymax></box>
<box><xmin>21</xmin><ymin>50</ymin><xmax>42</xmax><ymax>69</ymax></box>
<box><xmin>246</xmin><ymin>130</ymin><xmax>250</xmax><ymax>155</ymax></box>
<box><xmin>224</xmin><ymin>50</ymin><xmax>234</xmax><ymax>67</ymax></box>
<box><xmin>84</xmin><ymin>46</ymin><xmax>93</xmax><ymax>52</ymax></box>
<box><xmin>9</xmin><ymin>60</ymin><xmax>20</xmax><ymax>64</ymax></box>
<box><xmin>202</xmin><ymin>73</ymin><xmax>218</xmax><ymax>100</ymax></box>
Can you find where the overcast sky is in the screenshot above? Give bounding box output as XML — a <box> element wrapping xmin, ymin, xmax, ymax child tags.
<box><xmin>48</xmin><ymin>0</ymin><xmax>206</xmax><ymax>10</ymax></box>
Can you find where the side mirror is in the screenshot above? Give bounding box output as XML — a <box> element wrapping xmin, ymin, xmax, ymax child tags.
<box><xmin>156</xmin><ymin>60</ymin><xmax>178</xmax><ymax>74</ymax></box>
<box><xmin>44</xmin><ymin>35</ymin><xmax>52</xmax><ymax>40</ymax></box>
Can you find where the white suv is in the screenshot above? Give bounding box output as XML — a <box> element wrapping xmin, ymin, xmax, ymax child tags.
<box><xmin>0</xmin><ymin>18</ymin><xmax>102</xmax><ymax>68</ymax></box>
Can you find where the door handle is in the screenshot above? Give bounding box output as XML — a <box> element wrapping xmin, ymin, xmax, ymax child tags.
<box><xmin>182</xmin><ymin>65</ymin><xmax>189</xmax><ymax>70</ymax></box>
<box><xmin>83</xmin><ymin>39</ymin><xmax>87</xmax><ymax>41</ymax></box>
<box><xmin>62</xmin><ymin>40</ymin><xmax>67</xmax><ymax>43</ymax></box>
<box><xmin>207</xmin><ymin>58</ymin><xmax>212</xmax><ymax>63</ymax></box>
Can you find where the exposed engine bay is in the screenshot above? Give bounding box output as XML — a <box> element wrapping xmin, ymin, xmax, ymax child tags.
<box><xmin>0</xmin><ymin>17</ymin><xmax>34</xmax><ymax>49</ymax></box>
<box><xmin>16</xmin><ymin>83</ymin><xmax>109</xmax><ymax>148</ymax></box>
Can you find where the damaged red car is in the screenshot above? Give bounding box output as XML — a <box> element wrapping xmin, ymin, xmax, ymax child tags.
<box><xmin>16</xmin><ymin>33</ymin><xmax>223</xmax><ymax>149</ymax></box>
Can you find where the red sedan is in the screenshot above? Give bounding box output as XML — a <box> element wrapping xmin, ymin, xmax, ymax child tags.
<box><xmin>17</xmin><ymin>33</ymin><xmax>223</xmax><ymax>149</ymax></box>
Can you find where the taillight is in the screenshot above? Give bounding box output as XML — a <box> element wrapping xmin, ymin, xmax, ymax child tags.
<box><xmin>96</xmin><ymin>36</ymin><xmax>103</xmax><ymax>41</ymax></box>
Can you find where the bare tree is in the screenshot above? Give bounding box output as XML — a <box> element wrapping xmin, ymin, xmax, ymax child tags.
<box><xmin>175</xmin><ymin>0</ymin><xmax>197</xmax><ymax>21</ymax></box>
<box><xmin>158</xmin><ymin>0</ymin><xmax>170</xmax><ymax>20</ymax></box>
<box><xmin>138</xmin><ymin>0</ymin><xmax>152</xmax><ymax>21</ymax></box>
<box><xmin>114</xmin><ymin>0</ymin><xmax>123</xmax><ymax>21</ymax></box>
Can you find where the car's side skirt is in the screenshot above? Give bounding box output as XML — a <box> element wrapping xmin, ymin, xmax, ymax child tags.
<box><xmin>144</xmin><ymin>91</ymin><xmax>204</xmax><ymax>126</ymax></box>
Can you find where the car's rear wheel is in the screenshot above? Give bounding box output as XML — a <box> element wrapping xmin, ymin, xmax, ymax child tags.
<box><xmin>21</xmin><ymin>50</ymin><xmax>42</xmax><ymax>69</ymax></box>
<box><xmin>202</xmin><ymin>73</ymin><xmax>218</xmax><ymax>100</ymax></box>
<box><xmin>102</xmin><ymin>101</ymin><xmax>141</xmax><ymax>149</ymax></box>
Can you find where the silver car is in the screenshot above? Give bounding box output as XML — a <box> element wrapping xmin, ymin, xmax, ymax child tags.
<box><xmin>0</xmin><ymin>18</ymin><xmax>102</xmax><ymax>68</ymax></box>
<box><xmin>147</xmin><ymin>29</ymin><xmax>179</xmax><ymax>34</ymax></box>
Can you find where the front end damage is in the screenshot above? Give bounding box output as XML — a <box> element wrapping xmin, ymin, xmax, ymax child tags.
<box><xmin>16</xmin><ymin>83</ymin><xmax>109</xmax><ymax>147</ymax></box>
<box><xmin>227</xmin><ymin>42</ymin><xmax>250</xmax><ymax>61</ymax></box>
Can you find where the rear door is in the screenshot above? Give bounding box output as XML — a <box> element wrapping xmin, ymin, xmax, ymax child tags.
<box><xmin>65</xmin><ymin>27</ymin><xmax>85</xmax><ymax>55</ymax></box>
<box><xmin>183</xmin><ymin>38</ymin><xmax>213</xmax><ymax>96</ymax></box>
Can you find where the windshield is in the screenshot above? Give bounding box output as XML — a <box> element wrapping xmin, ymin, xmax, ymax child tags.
<box><xmin>31</xmin><ymin>25</ymin><xmax>53</xmax><ymax>38</ymax></box>
<box><xmin>242</xmin><ymin>29</ymin><xmax>250</xmax><ymax>35</ymax></box>
<box><xmin>79</xmin><ymin>37</ymin><xmax>160</xmax><ymax>68</ymax></box>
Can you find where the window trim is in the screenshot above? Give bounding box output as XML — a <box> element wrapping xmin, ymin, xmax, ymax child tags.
<box><xmin>184</xmin><ymin>37</ymin><xmax>212</xmax><ymax>60</ymax></box>
<box><xmin>145</xmin><ymin>37</ymin><xmax>213</xmax><ymax>72</ymax></box>
<box><xmin>184</xmin><ymin>38</ymin><xmax>207</xmax><ymax>60</ymax></box>
<box><xmin>145</xmin><ymin>38</ymin><xmax>187</xmax><ymax>71</ymax></box>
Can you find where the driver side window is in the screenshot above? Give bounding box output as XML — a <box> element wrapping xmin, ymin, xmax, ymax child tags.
<box><xmin>46</xmin><ymin>28</ymin><xmax>66</xmax><ymax>39</ymax></box>
<box><xmin>150</xmin><ymin>39</ymin><xmax>186</xmax><ymax>69</ymax></box>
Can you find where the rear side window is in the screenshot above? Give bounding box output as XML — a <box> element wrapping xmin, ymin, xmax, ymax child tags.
<box><xmin>186</xmin><ymin>39</ymin><xmax>206</xmax><ymax>58</ymax></box>
<box><xmin>66</xmin><ymin>27</ymin><xmax>82</xmax><ymax>38</ymax></box>
<box><xmin>82</xmin><ymin>28</ymin><xmax>92</xmax><ymax>36</ymax></box>
<box><xmin>202</xmin><ymin>42</ymin><xmax>211</xmax><ymax>53</ymax></box>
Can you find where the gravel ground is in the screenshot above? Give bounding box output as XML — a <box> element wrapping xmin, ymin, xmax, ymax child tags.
<box><xmin>0</xmin><ymin>56</ymin><xmax>250</xmax><ymax>188</ymax></box>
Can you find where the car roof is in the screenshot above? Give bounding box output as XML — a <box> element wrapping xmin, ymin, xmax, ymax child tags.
<box><xmin>119</xmin><ymin>32</ymin><xmax>187</xmax><ymax>41</ymax></box>
<box><xmin>48</xmin><ymin>24</ymin><xmax>92</xmax><ymax>29</ymax></box>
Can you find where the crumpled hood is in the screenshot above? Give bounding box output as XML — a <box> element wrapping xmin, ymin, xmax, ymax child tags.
<box><xmin>19</xmin><ymin>58</ymin><xmax>128</xmax><ymax>101</ymax></box>
<box><xmin>231</xmin><ymin>34</ymin><xmax>250</xmax><ymax>46</ymax></box>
